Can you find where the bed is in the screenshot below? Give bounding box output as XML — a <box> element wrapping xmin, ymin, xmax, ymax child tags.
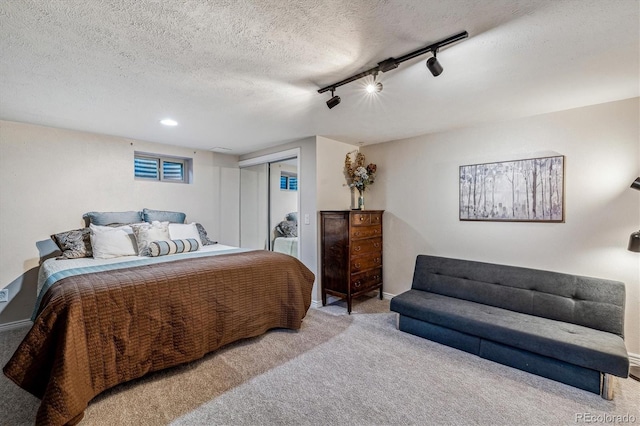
<box><xmin>273</xmin><ymin>236</ymin><xmax>298</xmax><ymax>256</ymax></box>
<box><xmin>272</xmin><ymin>212</ymin><xmax>298</xmax><ymax>257</ymax></box>
<box><xmin>3</xmin><ymin>244</ymin><xmax>314</xmax><ymax>426</ymax></box>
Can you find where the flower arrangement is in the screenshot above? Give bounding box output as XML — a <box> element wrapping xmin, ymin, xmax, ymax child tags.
<box><xmin>344</xmin><ymin>151</ymin><xmax>377</xmax><ymax>194</ymax></box>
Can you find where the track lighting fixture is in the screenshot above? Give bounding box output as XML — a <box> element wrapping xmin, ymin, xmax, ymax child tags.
<box><xmin>326</xmin><ymin>88</ymin><xmax>341</xmax><ymax>109</ymax></box>
<box><xmin>426</xmin><ymin>50</ymin><xmax>443</xmax><ymax>77</ymax></box>
<box><xmin>365</xmin><ymin>72</ymin><xmax>383</xmax><ymax>94</ymax></box>
<box><xmin>318</xmin><ymin>31</ymin><xmax>468</xmax><ymax>108</ymax></box>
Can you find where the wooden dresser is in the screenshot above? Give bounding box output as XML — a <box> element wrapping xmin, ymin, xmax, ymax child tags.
<box><xmin>320</xmin><ymin>210</ymin><xmax>384</xmax><ymax>313</ymax></box>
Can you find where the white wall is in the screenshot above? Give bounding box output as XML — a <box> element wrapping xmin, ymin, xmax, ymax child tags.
<box><xmin>363</xmin><ymin>98</ymin><xmax>640</xmax><ymax>354</ymax></box>
<box><xmin>0</xmin><ymin>120</ymin><xmax>239</xmax><ymax>324</ymax></box>
<box><xmin>316</xmin><ymin>136</ymin><xmax>360</xmax><ymax>211</ymax></box>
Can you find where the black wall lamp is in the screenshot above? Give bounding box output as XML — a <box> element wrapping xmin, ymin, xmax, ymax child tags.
<box><xmin>629</xmin><ymin>177</ymin><xmax>640</xmax><ymax>253</ymax></box>
<box><xmin>318</xmin><ymin>31</ymin><xmax>468</xmax><ymax>108</ymax></box>
<box><xmin>628</xmin><ymin>177</ymin><xmax>640</xmax><ymax>381</ymax></box>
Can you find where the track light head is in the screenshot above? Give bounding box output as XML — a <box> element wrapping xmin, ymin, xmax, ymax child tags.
<box><xmin>365</xmin><ymin>82</ymin><xmax>383</xmax><ymax>93</ymax></box>
<box><xmin>366</xmin><ymin>73</ymin><xmax>383</xmax><ymax>93</ymax></box>
<box><xmin>326</xmin><ymin>88</ymin><xmax>341</xmax><ymax>109</ymax></box>
<box><xmin>327</xmin><ymin>95</ymin><xmax>341</xmax><ymax>109</ymax></box>
<box><xmin>426</xmin><ymin>51</ymin><xmax>443</xmax><ymax>77</ymax></box>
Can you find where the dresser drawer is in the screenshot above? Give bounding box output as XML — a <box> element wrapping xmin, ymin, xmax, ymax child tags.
<box><xmin>350</xmin><ymin>224</ymin><xmax>381</xmax><ymax>240</ymax></box>
<box><xmin>351</xmin><ymin>268</ymin><xmax>382</xmax><ymax>292</ymax></box>
<box><xmin>350</xmin><ymin>252</ymin><xmax>382</xmax><ymax>273</ymax></box>
<box><xmin>351</xmin><ymin>213</ymin><xmax>371</xmax><ymax>226</ymax></box>
<box><xmin>350</xmin><ymin>237</ymin><xmax>382</xmax><ymax>256</ymax></box>
<box><xmin>351</xmin><ymin>212</ymin><xmax>383</xmax><ymax>227</ymax></box>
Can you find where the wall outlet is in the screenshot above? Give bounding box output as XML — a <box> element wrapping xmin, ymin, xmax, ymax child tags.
<box><xmin>0</xmin><ymin>289</ymin><xmax>8</xmax><ymax>303</ymax></box>
<box><xmin>304</xmin><ymin>214</ymin><xmax>310</xmax><ymax>225</ymax></box>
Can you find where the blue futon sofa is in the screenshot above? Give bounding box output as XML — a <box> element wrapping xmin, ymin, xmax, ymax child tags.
<box><xmin>390</xmin><ymin>255</ymin><xmax>629</xmax><ymax>399</ymax></box>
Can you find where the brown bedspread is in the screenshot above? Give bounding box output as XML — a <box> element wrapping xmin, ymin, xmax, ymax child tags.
<box><xmin>3</xmin><ymin>250</ymin><xmax>314</xmax><ymax>425</ymax></box>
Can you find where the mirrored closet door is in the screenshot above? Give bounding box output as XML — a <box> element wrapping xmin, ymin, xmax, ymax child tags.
<box><xmin>239</xmin><ymin>150</ymin><xmax>300</xmax><ymax>259</ymax></box>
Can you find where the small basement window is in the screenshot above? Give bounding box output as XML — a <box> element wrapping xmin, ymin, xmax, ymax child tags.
<box><xmin>134</xmin><ymin>152</ymin><xmax>192</xmax><ymax>183</ymax></box>
<box><xmin>280</xmin><ymin>172</ymin><xmax>297</xmax><ymax>191</ymax></box>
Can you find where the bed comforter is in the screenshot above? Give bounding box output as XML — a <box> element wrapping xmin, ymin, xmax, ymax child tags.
<box><xmin>3</xmin><ymin>249</ymin><xmax>314</xmax><ymax>426</ymax></box>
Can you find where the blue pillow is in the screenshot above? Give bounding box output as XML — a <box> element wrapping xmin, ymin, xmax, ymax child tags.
<box><xmin>83</xmin><ymin>211</ymin><xmax>142</xmax><ymax>226</ymax></box>
<box><xmin>143</xmin><ymin>208</ymin><xmax>186</xmax><ymax>224</ymax></box>
<box><xmin>285</xmin><ymin>212</ymin><xmax>298</xmax><ymax>223</ymax></box>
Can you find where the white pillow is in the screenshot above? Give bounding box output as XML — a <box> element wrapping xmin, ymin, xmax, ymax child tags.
<box><xmin>130</xmin><ymin>221</ymin><xmax>171</xmax><ymax>256</ymax></box>
<box><xmin>90</xmin><ymin>224</ymin><xmax>137</xmax><ymax>259</ymax></box>
<box><xmin>168</xmin><ymin>223</ymin><xmax>203</xmax><ymax>249</ymax></box>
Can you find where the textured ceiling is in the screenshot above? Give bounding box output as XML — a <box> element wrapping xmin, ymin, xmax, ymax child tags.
<box><xmin>0</xmin><ymin>0</ymin><xmax>638</xmax><ymax>154</ymax></box>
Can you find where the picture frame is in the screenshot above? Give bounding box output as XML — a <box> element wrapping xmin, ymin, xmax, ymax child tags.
<box><xmin>459</xmin><ymin>155</ymin><xmax>564</xmax><ymax>222</ymax></box>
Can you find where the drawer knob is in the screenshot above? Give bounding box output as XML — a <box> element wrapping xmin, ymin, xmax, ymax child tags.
<box><xmin>355</xmin><ymin>263</ymin><xmax>361</xmax><ymax>268</ymax></box>
<box><xmin>374</xmin><ymin>258</ymin><xmax>380</xmax><ymax>263</ymax></box>
<box><xmin>354</xmin><ymin>280</ymin><xmax>362</xmax><ymax>288</ymax></box>
<box><xmin>354</xmin><ymin>246</ymin><xmax>361</xmax><ymax>251</ymax></box>
<box><xmin>355</xmin><ymin>232</ymin><xmax>361</xmax><ymax>236</ymax></box>
<box><xmin>373</xmin><ymin>275</ymin><xmax>380</xmax><ymax>280</ymax></box>
<box><xmin>360</xmin><ymin>217</ymin><xmax>364</xmax><ymax>221</ymax></box>
<box><xmin>374</xmin><ymin>243</ymin><xmax>380</xmax><ymax>248</ymax></box>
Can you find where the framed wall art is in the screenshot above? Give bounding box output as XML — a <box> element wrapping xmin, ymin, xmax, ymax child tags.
<box><xmin>459</xmin><ymin>155</ymin><xmax>564</xmax><ymax>222</ymax></box>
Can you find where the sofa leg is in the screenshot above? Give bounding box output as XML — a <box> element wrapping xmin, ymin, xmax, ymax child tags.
<box><xmin>396</xmin><ymin>314</ymin><xmax>400</xmax><ymax>330</ymax></box>
<box><xmin>600</xmin><ymin>373</ymin><xmax>615</xmax><ymax>400</ymax></box>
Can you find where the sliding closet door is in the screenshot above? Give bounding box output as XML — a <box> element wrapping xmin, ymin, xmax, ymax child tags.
<box><xmin>269</xmin><ymin>159</ymin><xmax>299</xmax><ymax>257</ymax></box>
<box><xmin>240</xmin><ymin>164</ymin><xmax>268</xmax><ymax>250</ymax></box>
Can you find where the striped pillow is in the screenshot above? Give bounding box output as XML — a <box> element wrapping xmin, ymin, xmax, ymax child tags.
<box><xmin>148</xmin><ymin>239</ymin><xmax>199</xmax><ymax>257</ymax></box>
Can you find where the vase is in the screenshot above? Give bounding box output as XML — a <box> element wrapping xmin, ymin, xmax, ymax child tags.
<box><xmin>358</xmin><ymin>192</ymin><xmax>365</xmax><ymax>210</ymax></box>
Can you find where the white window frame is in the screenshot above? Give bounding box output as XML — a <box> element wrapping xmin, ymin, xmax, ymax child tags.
<box><xmin>134</xmin><ymin>152</ymin><xmax>192</xmax><ymax>184</ymax></box>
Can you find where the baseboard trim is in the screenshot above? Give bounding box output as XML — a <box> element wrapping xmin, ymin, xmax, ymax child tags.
<box><xmin>629</xmin><ymin>352</ymin><xmax>640</xmax><ymax>367</ymax></box>
<box><xmin>0</xmin><ymin>319</ymin><xmax>32</xmax><ymax>332</ymax></box>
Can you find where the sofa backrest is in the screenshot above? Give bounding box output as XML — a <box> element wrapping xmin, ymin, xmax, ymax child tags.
<box><xmin>411</xmin><ymin>255</ymin><xmax>626</xmax><ymax>338</ymax></box>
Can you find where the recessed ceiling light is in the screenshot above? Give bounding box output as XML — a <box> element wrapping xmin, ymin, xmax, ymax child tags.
<box><xmin>160</xmin><ymin>118</ymin><xmax>178</xmax><ymax>126</ymax></box>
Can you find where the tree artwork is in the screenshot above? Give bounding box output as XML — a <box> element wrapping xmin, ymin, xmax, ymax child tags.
<box><xmin>459</xmin><ymin>156</ymin><xmax>564</xmax><ymax>222</ymax></box>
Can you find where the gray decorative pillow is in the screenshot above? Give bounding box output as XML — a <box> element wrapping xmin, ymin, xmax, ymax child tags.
<box><xmin>130</xmin><ymin>221</ymin><xmax>171</xmax><ymax>256</ymax></box>
<box><xmin>276</xmin><ymin>220</ymin><xmax>297</xmax><ymax>238</ymax></box>
<box><xmin>51</xmin><ymin>228</ymin><xmax>93</xmax><ymax>259</ymax></box>
<box><xmin>143</xmin><ymin>208</ymin><xmax>186</xmax><ymax>224</ymax></box>
<box><xmin>195</xmin><ymin>223</ymin><xmax>217</xmax><ymax>245</ymax></box>
<box><xmin>82</xmin><ymin>211</ymin><xmax>143</xmax><ymax>226</ymax></box>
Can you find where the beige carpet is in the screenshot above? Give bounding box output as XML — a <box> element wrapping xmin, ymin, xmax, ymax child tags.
<box><xmin>0</xmin><ymin>295</ymin><xmax>380</xmax><ymax>425</ymax></box>
<box><xmin>2</xmin><ymin>295</ymin><xmax>639</xmax><ymax>425</ymax></box>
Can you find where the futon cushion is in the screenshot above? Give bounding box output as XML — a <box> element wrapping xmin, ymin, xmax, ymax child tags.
<box><xmin>410</xmin><ymin>255</ymin><xmax>626</xmax><ymax>338</ymax></box>
<box><xmin>391</xmin><ymin>290</ymin><xmax>629</xmax><ymax>377</ymax></box>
